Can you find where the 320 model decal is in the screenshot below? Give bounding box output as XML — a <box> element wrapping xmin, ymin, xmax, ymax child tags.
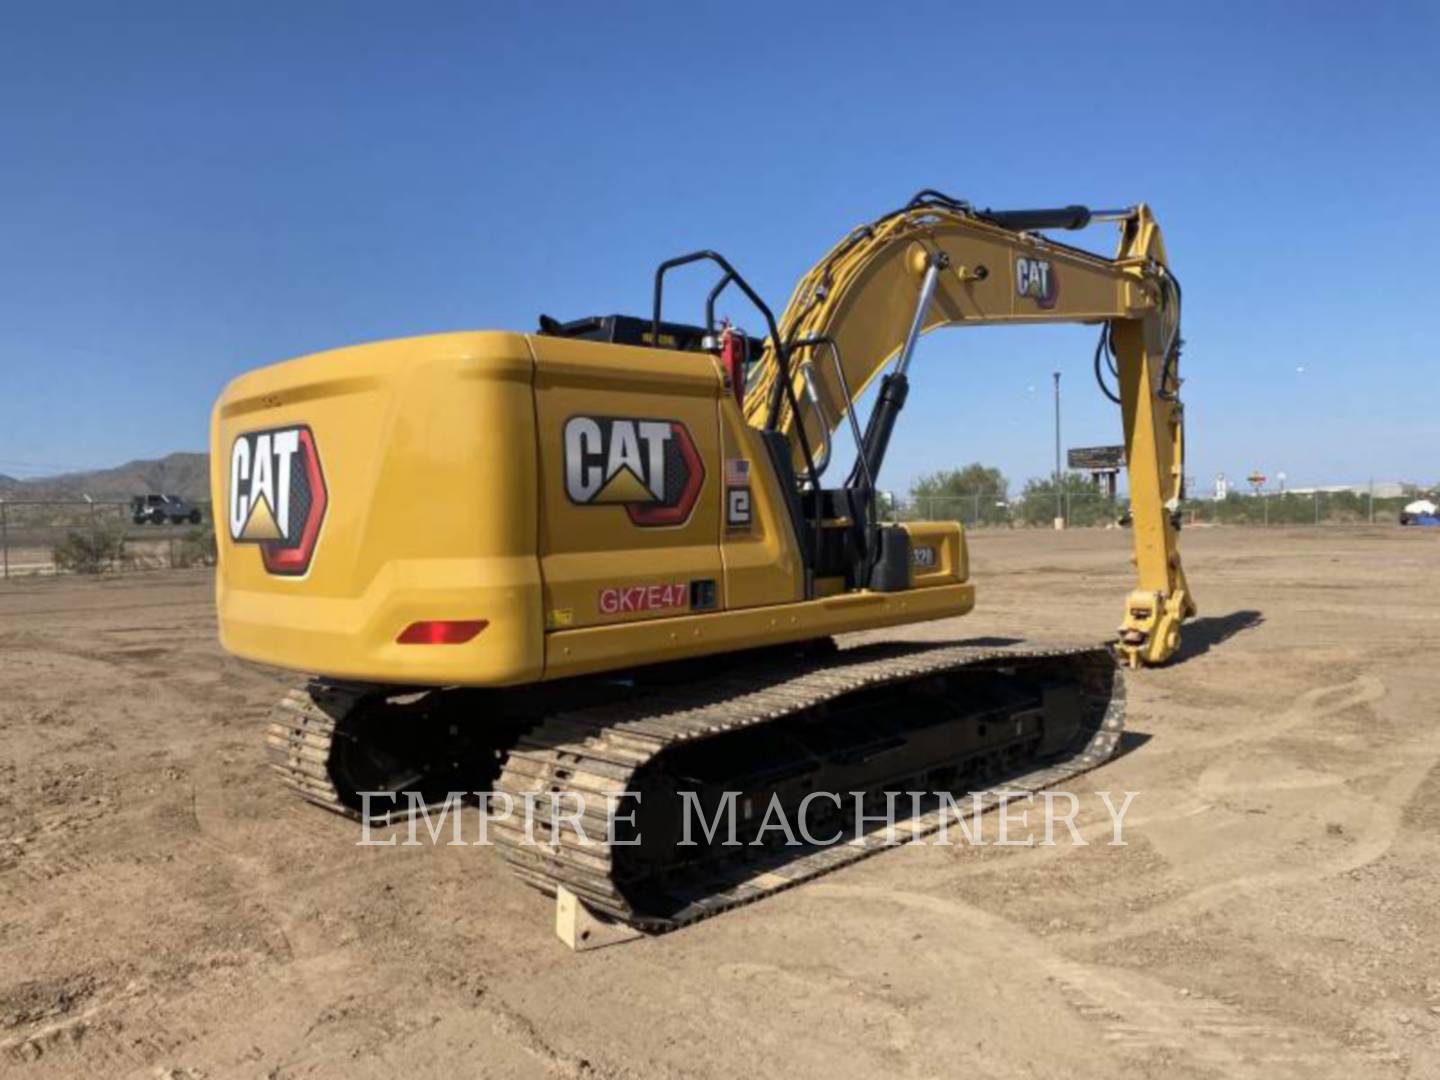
<box><xmin>228</xmin><ymin>425</ymin><xmax>327</xmax><ymax>576</ymax></box>
<box><xmin>563</xmin><ymin>416</ymin><xmax>705</xmax><ymax>526</ymax></box>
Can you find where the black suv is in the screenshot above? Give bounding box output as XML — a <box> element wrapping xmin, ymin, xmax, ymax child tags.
<box><xmin>131</xmin><ymin>494</ymin><xmax>202</xmax><ymax>525</ymax></box>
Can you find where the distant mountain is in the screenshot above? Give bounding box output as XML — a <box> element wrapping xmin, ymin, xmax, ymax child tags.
<box><xmin>1</xmin><ymin>453</ymin><xmax>211</xmax><ymax>501</ymax></box>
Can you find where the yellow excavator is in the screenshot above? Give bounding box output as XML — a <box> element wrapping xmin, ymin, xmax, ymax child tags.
<box><xmin>211</xmin><ymin>190</ymin><xmax>1192</xmax><ymax>936</ymax></box>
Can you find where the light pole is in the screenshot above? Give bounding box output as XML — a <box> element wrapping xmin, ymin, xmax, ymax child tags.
<box><xmin>1052</xmin><ymin>371</ymin><xmax>1063</xmax><ymax>528</ymax></box>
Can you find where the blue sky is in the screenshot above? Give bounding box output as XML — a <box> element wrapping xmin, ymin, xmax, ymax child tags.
<box><xmin>1</xmin><ymin>1</ymin><xmax>1436</xmax><ymax>493</ymax></box>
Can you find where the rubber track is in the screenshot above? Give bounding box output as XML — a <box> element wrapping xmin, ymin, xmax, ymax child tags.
<box><xmin>491</xmin><ymin>641</ymin><xmax>1125</xmax><ymax>931</ymax></box>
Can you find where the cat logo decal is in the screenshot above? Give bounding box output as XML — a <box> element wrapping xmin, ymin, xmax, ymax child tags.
<box><xmin>563</xmin><ymin>416</ymin><xmax>704</xmax><ymax>527</ymax></box>
<box><xmin>1015</xmin><ymin>256</ymin><xmax>1058</xmax><ymax>309</ymax></box>
<box><xmin>228</xmin><ymin>425</ymin><xmax>327</xmax><ymax>576</ymax></box>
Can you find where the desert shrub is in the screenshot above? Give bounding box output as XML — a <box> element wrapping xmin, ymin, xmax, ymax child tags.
<box><xmin>52</xmin><ymin>526</ymin><xmax>126</xmax><ymax>574</ymax></box>
<box><xmin>174</xmin><ymin>524</ymin><xmax>217</xmax><ymax>568</ymax></box>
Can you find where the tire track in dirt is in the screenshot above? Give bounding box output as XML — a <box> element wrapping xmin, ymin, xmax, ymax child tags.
<box><xmin>0</xmin><ymin>979</ymin><xmax>201</xmax><ymax>1072</ymax></box>
<box><xmin>184</xmin><ymin>764</ymin><xmax>616</xmax><ymax>1078</ymax></box>
<box><xmin>0</xmin><ymin>792</ymin><xmax>116</xmax><ymax>908</ymax></box>
<box><xmin>947</xmin><ymin>675</ymin><xmax>1389</xmax><ymax>880</ymax></box>
<box><xmin>1151</xmin><ymin>675</ymin><xmax>1386</xmax><ymax>756</ymax></box>
<box><xmin>805</xmin><ymin>882</ymin><xmax>1399</xmax><ymax>1078</ymax></box>
<box><xmin>1089</xmin><ymin>738</ymin><xmax>1440</xmax><ymax>947</ymax></box>
<box><xmin>1076</xmin><ymin>671</ymin><xmax>1433</xmax><ymax>947</ymax></box>
<box><xmin>188</xmin><ymin>761</ymin><xmax>342</xmax><ymax>967</ymax></box>
<box><xmin>39</xmin><ymin>766</ymin><xmax>377</xmax><ymax>1078</ymax></box>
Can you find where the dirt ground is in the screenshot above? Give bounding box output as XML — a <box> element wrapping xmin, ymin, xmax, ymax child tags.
<box><xmin>2</xmin><ymin>526</ymin><xmax>1438</xmax><ymax>1078</ymax></box>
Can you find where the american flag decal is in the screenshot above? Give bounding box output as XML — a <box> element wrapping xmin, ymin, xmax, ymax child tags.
<box><xmin>724</xmin><ymin>458</ymin><xmax>750</xmax><ymax>486</ymax></box>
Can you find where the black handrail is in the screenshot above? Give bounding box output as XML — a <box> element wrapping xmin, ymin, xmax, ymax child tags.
<box><xmin>652</xmin><ymin>251</ymin><xmax>784</xmax><ymax>362</ymax></box>
<box><xmin>704</xmin><ymin>271</ymin><xmax>735</xmax><ymax>334</ymax></box>
<box><xmin>649</xmin><ymin>250</ymin><xmax>819</xmax><ymax>484</ymax></box>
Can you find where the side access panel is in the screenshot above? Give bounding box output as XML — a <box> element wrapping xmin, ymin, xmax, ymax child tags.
<box><xmin>529</xmin><ymin>335</ymin><xmax>724</xmax><ymax>639</ymax></box>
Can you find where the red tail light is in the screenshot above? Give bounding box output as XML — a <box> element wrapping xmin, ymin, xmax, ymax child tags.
<box><xmin>396</xmin><ymin>619</ymin><xmax>489</xmax><ymax>645</ymax></box>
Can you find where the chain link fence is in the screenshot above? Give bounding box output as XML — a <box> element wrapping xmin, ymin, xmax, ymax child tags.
<box><xmin>895</xmin><ymin>491</ymin><xmax>1125</xmax><ymax>527</ymax></box>
<box><xmin>0</xmin><ymin>499</ymin><xmax>216</xmax><ymax>579</ymax></box>
<box><xmin>1180</xmin><ymin>489</ymin><xmax>1412</xmax><ymax>526</ymax></box>
<box><xmin>894</xmin><ymin>487</ymin><xmax>1423</xmax><ymax>528</ymax></box>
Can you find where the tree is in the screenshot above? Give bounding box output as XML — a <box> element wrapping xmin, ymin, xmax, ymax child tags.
<box><xmin>909</xmin><ymin>464</ymin><xmax>1009</xmax><ymax>526</ymax></box>
<box><xmin>1016</xmin><ymin>472</ymin><xmax>1122</xmax><ymax>527</ymax></box>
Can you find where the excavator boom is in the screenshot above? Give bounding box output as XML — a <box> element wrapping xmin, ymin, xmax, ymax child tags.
<box><xmin>740</xmin><ymin>191</ymin><xmax>1193</xmax><ymax>665</ymax></box>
